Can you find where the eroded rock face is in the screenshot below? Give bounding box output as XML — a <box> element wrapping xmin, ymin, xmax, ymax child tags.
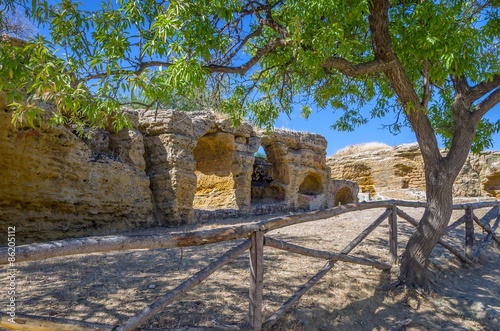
<box><xmin>0</xmin><ymin>109</ymin><xmax>154</xmax><ymax>244</ymax></box>
<box><xmin>0</xmin><ymin>91</ymin><xmax>7</xmax><ymax>110</ymax></box>
<box><xmin>328</xmin><ymin>145</ymin><xmax>391</xmax><ymax>198</ymax></box>
<box><xmin>194</xmin><ymin>132</ymin><xmax>236</xmax><ymax>209</ymax></box>
<box><xmin>260</xmin><ymin>130</ymin><xmax>333</xmax><ymax>211</ymax></box>
<box><xmin>109</xmin><ymin>129</ymin><xmax>146</xmax><ymax>171</ymax></box>
<box><xmin>327</xmin><ymin>143</ymin><xmax>500</xmax><ymax>200</ymax></box>
<box><xmin>463</xmin><ymin>152</ymin><xmax>500</xmax><ymax>199</ymax></box>
<box><xmin>1</xmin><ymin>106</ymin><xmax>335</xmax><ymax>242</ymax></box>
<box><xmin>139</xmin><ymin>110</ymin><xmax>260</xmax><ymax>225</ymax></box>
<box><xmin>331</xmin><ymin>180</ymin><xmax>359</xmax><ymax>205</ymax></box>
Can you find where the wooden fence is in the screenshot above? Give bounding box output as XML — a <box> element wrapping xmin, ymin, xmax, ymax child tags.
<box><xmin>1</xmin><ymin>199</ymin><xmax>499</xmax><ymax>331</ymax></box>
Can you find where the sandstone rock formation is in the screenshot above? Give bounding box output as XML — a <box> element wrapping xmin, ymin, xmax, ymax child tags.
<box><xmin>0</xmin><ymin>91</ymin><xmax>7</xmax><ymax>110</ymax></box>
<box><xmin>6</xmin><ymin>99</ymin><xmax>499</xmax><ymax>245</ymax></box>
<box><xmin>139</xmin><ymin>110</ymin><xmax>260</xmax><ymax>225</ymax></box>
<box><xmin>331</xmin><ymin>180</ymin><xmax>359</xmax><ymax>205</ymax></box>
<box><xmin>0</xmin><ymin>108</ymin><xmax>155</xmax><ymax>244</ymax></box>
<box><xmin>259</xmin><ymin>130</ymin><xmax>333</xmax><ymax>211</ymax></box>
<box><xmin>328</xmin><ymin>143</ymin><xmax>500</xmax><ymax>200</ymax></box>
<box><xmin>459</xmin><ymin>151</ymin><xmax>500</xmax><ymax>199</ymax></box>
<box><xmin>1</xmin><ymin>106</ymin><xmax>333</xmax><ymax>242</ymax></box>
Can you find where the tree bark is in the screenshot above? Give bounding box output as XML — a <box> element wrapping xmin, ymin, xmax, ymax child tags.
<box><xmin>366</xmin><ymin>0</ymin><xmax>487</xmax><ymax>290</ymax></box>
<box><xmin>397</xmin><ymin>99</ymin><xmax>480</xmax><ymax>289</ymax></box>
<box><xmin>398</xmin><ymin>169</ymin><xmax>454</xmax><ymax>289</ymax></box>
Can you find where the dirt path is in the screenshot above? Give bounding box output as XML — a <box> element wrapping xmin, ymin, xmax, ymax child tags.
<box><xmin>2</xmin><ymin>207</ymin><xmax>499</xmax><ymax>330</ymax></box>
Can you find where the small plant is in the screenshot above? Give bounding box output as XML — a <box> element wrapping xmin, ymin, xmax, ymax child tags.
<box><xmin>254</xmin><ymin>152</ymin><xmax>266</xmax><ymax>158</ymax></box>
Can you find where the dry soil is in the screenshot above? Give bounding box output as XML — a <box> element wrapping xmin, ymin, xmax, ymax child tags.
<box><xmin>2</xmin><ymin>206</ymin><xmax>499</xmax><ymax>331</ymax></box>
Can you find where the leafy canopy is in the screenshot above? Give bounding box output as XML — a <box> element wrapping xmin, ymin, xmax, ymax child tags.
<box><xmin>0</xmin><ymin>0</ymin><xmax>499</xmax><ymax>150</ymax></box>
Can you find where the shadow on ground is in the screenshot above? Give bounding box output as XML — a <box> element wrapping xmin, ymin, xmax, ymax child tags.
<box><xmin>1</xmin><ymin>207</ymin><xmax>499</xmax><ymax>331</ymax></box>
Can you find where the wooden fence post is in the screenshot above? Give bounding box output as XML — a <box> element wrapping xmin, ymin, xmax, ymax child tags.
<box><xmin>389</xmin><ymin>205</ymin><xmax>398</xmax><ymax>265</ymax></box>
<box><xmin>465</xmin><ymin>207</ymin><xmax>474</xmax><ymax>260</ymax></box>
<box><xmin>249</xmin><ymin>230</ymin><xmax>264</xmax><ymax>331</ymax></box>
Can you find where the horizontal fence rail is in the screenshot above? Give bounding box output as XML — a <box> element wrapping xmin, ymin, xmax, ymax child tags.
<box><xmin>1</xmin><ymin>199</ymin><xmax>499</xmax><ymax>331</ymax></box>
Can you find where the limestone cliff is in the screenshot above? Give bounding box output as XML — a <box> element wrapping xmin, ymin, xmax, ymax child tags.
<box><xmin>259</xmin><ymin>130</ymin><xmax>333</xmax><ymax>211</ymax></box>
<box><xmin>0</xmin><ymin>109</ymin><xmax>155</xmax><ymax>244</ymax></box>
<box><xmin>327</xmin><ymin>143</ymin><xmax>500</xmax><ymax>200</ymax></box>
<box><xmin>139</xmin><ymin>110</ymin><xmax>260</xmax><ymax>225</ymax></box>
<box><xmin>1</xmin><ymin>106</ymin><xmax>334</xmax><ymax>243</ymax></box>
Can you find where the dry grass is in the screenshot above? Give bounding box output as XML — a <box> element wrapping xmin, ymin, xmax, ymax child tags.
<box><xmin>2</xmin><ymin>207</ymin><xmax>499</xmax><ymax>331</ymax></box>
<box><xmin>333</xmin><ymin>142</ymin><xmax>392</xmax><ymax>157</ymax></box>
<box><xmin>213</xmin><ymin>110</ymin><xmax>230</xmax><ymax>121</ymax></box>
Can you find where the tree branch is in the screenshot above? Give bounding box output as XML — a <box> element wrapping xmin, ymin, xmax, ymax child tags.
<box><xmin>450</xmin><ymin>75</ymin><xmax>473</xmax><ymax>125</ymax></box>
<box><xmin>466</xmin><ymin>75</ymin><xmax>500</xmax><ymax>103</ymax></box>
<box><xmin>206</xmin><ymin>37</ymin><xmax>287</xmax><ymax>74</ymax></box>
<box><xmin>119</xmin><ymin>100</ymin><xmax>155</xmax><ymax>109</ymax></box>
<box><xmin>220</xmin><ymin>25</ymin><xmax>263</xmax><ymax>67</ymax></box>
<box><xmin>320</xmin><ymin>57</ymin><xmax>395</xmax><ymax>77</ymax></box>
<box><xmin>368</xmin><ymin>0</ymin><xmax>441</xmax><ymax>165</ymax></box>
<box><xmin>421</xmin><ymin>60</ymin><xmax>431</xmax><ymax>108</ymax></box>
<box><xmin>248</xmin><ymin>0</ymin><xmax>288</xmax><ymax>38</ymax></box>
<box><xmin>450</xmin><ymin>75</ymin><xmax>470</xmax><ymax>95</ymax></box>
<box><xmin>472</xmin><ymin>86</ymin><xmax>500</xmax><ymax>121</ymax></box>
<box><xmin>80</xmin><ymin>38</ymin><xmax>287</xmax><ymax>82</ymax></box>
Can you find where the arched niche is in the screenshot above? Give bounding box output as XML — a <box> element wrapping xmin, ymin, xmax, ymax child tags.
<box><xmin>193</xmin><ymin>132</ymin><xmax>236</xmax><ymax>209</ymax></box>
<box><xmin>251</xmin><ymin>146</ymin><xmax>286</xmax><ymax>205</ymax></box>
<box><xmin>297</xmin><ymin>172</ymin><xmax>325</xmax><ymax>211</ymax></box>
<box><xmin>334</xmin><ymin>186</ymin><xmax>354</xmax><ymax>205</ymax></box>
<box><xmin>299</xmin><ymin>172</ymin><xmax>323</xmax><ymax>196</ymax></box>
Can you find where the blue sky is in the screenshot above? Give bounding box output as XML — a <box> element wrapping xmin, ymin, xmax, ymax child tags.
<box><xmin>276</xmin><ymin>105</ymin><xmax>500</xmax><ymax>156</ymax></box>
<box><xmin>33</xmin><ymin>1</ymin><xmax>499</xmax><ymax>156</ymax></box>
<box><xmin>275</xmin><ymin>107</ymin><xmax>416</xmax><ymax>156</ymax></box>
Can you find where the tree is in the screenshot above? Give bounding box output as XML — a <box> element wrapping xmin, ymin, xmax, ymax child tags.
<box><xmin>1</xmin><ymin>0</ymin><xmax>499</xmax><ymax>288</ymax></box>
<box><xmin>0</xmin><ymin>4</ymin><xmax>34</xmax><ymax>38</ymax></box>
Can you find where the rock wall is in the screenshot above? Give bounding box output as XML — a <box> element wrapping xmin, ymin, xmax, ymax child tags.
<box><xmin>259</xmin><ymin>130</ymin><xmax>333</xmax><ymax>211</ymax></box>
<box><xmin>139</xmin><ymin>110</ymin><xmax>260</xmax><ymax>225</ymax></box>
<box><xmin>327</xmin><ymin>143</ymin><xmax>500</xmax><ymax>200</ymax></box>
<box><xmin>331</xmin><ymin>180</ymin><xmax>359</xmax><ymax>205</ymax></box>
<box><xmin>1</xmin><ymin>106</ymin><xmax>333</xmax><ymax>243</ymax></box>
<box><xmin>458</xmin><ymin>151</ymin><xmax>500</xmax><ymax>199</ymax></box>
<box><xmin>0</xmin><ymin>109</ymin><xmax>155</xmax><ymax>244</ymax></box>
<box><xmin>140</xmin><ymin>112</ymin><xmax>333</xmax><ymax>224</ymax></box>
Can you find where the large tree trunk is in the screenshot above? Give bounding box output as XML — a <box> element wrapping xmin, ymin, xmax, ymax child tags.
<box><xmin>365</xmin><ymin>0</ymin><xmax>498</xmax><ymax>290</ymax></box>
<box><xmin>398</xmin><ymin>164</ymin><xmax>454</xmax><ymax>289</ymax></box>
<box><xmin>398</xmin><ymin>113</ymin><xmax>479</xmax><ymax>289</ymax></box>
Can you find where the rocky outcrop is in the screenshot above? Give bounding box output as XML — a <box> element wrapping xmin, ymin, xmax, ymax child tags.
<box><xmin>138</xmin><ymin>112</ymin><xmax>333</xmax><ymax>223</ymax></box>
<box><xmin>327</xmin><ymin>143</ymin><xmax>500</xmax><ymax>200</ymax></box>
<box><xmin>0</xmin><ymin>91</ymin><xmax>7</xmax><ymax>110</ymax></box>
<box><xmin>460</xmin><ymin>152</ymin><xmax>500</xmax><ymax>199</ymax></box>
<box><xmin>0</xmin><ymin>109</ymin><xmax>155</xmax><ymax>244</ymax></box>
<box><xmin>1</xmin><ymin>105</ymin><xmax>334</xmax><ymax>242</ymax></box>
<box><xmin>139</xmin><ymin>110</ymin><xmax>260</xmax><ymax>225</ymax></box>
<box><xmin>259</xmin><ymin>130</ymin><xmax>333</xmax><ymax>211</ymax></box>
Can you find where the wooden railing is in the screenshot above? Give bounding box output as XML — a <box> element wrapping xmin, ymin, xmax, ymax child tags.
<box><xmin>1</xmin><ymin>200</ymin><xmax>499</xmax><ymax>331</ymax></box>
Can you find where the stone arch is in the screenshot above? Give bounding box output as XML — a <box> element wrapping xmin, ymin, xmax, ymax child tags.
<box><xmin>297</xmin><ymin>172</ymin><xmax>325</xmax><ymax>211</ymax></box>
<box><xmin>299</xmin><ymin>172</ymin><xmax>323</xmax><ymax>195</ymax></box>
<box><xmin>335</xmin><ymin>187</ymin><xmax>354</xmax><ymax>205</ymax></box>
<box><xmin>251</xmin><ymin>146</ymin><xmax>286</xmax><ymax>205</ymax></box>
<box><xmin>331</xmin><ymin>180</ymin><xmax>359</xmax><ymax>206</ymax></box>
<box><xmin>193</xmin><ymin>132</ymin><xmax>236</xmax><ymax>209</ymax></box>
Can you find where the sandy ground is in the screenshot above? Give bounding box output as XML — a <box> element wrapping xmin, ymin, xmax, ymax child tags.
<box><xmin>1</xmin><ymin>206</ymin><xmax>499</xmax><ymax>331</ymax></box>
